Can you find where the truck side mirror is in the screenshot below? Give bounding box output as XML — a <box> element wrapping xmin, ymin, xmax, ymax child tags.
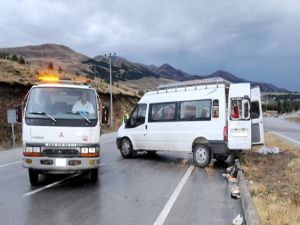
<box><xmin>101</xmin><ymin>106</ymin><xmax>109</xmax><ymax>124</ymax></box>
<box><xmin>15</xmin><ymin>105</ymin><xmax>22</xmax><ymax>123</ymax></box>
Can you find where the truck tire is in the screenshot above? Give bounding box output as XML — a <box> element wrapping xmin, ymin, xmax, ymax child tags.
<box><xmin>29</xmin><ymin>168</ymin><xmax>39</xmax><ymax>186</ymax></box>
<box><xmin>193</xmin><ymin>144</ymin><xmax>211</xmax><ymax>168</ymax></box>
<box><xmin>89</xmin><ymin>168</ymin><xmax>98</xmax><ymax>183</ymax></box>
<box><xmin>120</xmin><ymin>138</ymin><xmax>133</xmax><ymax>158</ymax></box>
<box><xmin>215</xmin><ymin>154</ymin><xmax>228</xmax><ymax>162</ymax></box>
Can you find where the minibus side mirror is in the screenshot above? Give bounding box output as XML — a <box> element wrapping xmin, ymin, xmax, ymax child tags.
<box><xmin>15</xmin><ymin>105</ymin><xmax>22</xmax><ymax>123</ymax></box>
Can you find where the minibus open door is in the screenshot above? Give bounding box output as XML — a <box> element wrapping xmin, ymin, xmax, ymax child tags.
<box><xmin>228</xmin><ymin>83</ymin><xmax>252</xmax><ymax>150</ymax></box>
<box><xmin>250</xmin><ymin>87</ymin><xmax>264</xmax><ymax>145</ymax></box>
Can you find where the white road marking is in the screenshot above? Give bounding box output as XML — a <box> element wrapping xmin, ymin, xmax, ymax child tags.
<box><xmin>23</xmin><ymin>174</ymin><xmax>79</xmax><ymax>197</ymax></box>
<box><xmin>23</xmin><ymin>163</ymin><xmax>105</xmax><ymax>197</ymax></box>
<box><xmin>153</xmin><ymin>165</ymin><xmax>194</xmax><ymax>225</ymax></box>
<box><xmin>271</xmin><ymin>131</ymin><xmax>300</xmax><ymax>146</ymax></box>
<box><xmin>0</xmin><ymin>160</ymin><xmax>21</xmax><ymax>168</ymax></box>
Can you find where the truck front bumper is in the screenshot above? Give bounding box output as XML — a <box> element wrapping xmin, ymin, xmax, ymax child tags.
<box><xmin>22</xmin><ymin>156</ymin><xmax>100</xmax><ymax>174</ymax></box>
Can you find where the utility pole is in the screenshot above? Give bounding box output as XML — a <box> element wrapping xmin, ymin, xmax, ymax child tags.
<box><xmin>105</xmin><ymin>52</ymin><xmax>116</xmax><ymax>128</ymax></box>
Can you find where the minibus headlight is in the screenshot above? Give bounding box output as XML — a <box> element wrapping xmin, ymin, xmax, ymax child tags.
<box><xmin>25</xmin><ymin>147</ymin><xmax>33</xmax><ymax>152</ymax></box>
<box><xmin>33</xmin><ymin>147</ymin><xmax>41</xmax><ymax>153</ymax></box>
<box><xmin>81</xmin><ymin>147</ymin><xmax>88</xmax><ymax>153</ymax></box>
<box><xmin>89</xmin><ymin>147</ymin><xmax>96</xmax><ymax>153</ymax></box>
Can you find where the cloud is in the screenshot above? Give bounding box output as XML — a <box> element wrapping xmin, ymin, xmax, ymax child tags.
<box><xmin>0</xmin><ymin>0</ymin><xmax>299</xmax><ymax>90</ymax></box>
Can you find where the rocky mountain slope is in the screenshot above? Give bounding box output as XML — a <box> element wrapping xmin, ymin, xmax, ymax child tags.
<box><xmin>0</xmin><ymin>43</ymin><xmax>288</xmax><ymax>92</ymax></box>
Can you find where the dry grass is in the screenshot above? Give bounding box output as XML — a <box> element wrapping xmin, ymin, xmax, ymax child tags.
<box><xmin>240</xmin><ymin>132</ymin><xmax>300</xmax><ymax>225</ymax></box>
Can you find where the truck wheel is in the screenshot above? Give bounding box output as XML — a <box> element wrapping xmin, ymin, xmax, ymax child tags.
<box><xmin>215</xmin><ymin>155</ymin><xmax>228</xmax><ymax>162</ymax></box>
<box><xmin>120</xmin><ymin>138</ymin><xmax>133</xmax><ymax>158</ymax></box>
<box><xmin>89</xmin><ymin>168</ymin><xmax>98</xmax><ymax>183</ymax></box>
<box><xmin>193</xmin><ymin>144</ymin><xmax>211</xmax><ymax>168</ymax></box>
<box><xmin>29</xmin><ymin>168</ymin><xmax>39</xmax><ymax>186</ymax></box>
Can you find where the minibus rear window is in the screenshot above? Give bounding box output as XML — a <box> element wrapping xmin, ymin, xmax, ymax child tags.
<box><xmin>179</xmin><ymin>100</ymin><xmax>211</xmax><ymax>121</ymax></box>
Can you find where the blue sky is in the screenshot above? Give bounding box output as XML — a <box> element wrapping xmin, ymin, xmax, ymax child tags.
<box><xmin>0</xmin><ymin>0</ymin><xmax>299</xmax><ymax>91</ymax></box>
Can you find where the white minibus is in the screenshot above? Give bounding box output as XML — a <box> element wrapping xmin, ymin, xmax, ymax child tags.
<box><xmin>116</xmin><ymin>78</ymin><xmax>264</xmax><ymax>167</ymax></box>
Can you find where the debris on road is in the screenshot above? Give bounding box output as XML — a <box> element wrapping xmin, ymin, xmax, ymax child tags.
<box><xmin>232</xmin><ymin>214</ymin><xmax>244</xmax><ymax>225</ymax></box>
<box><xmin>231</xmin><ymin>184</ymin><xmax>241</xmax><ymax>199</ymax></box>
<box><xmin>258</xmin><ymin>146</ymin><xmax>280</xmax><ymax>155</ymax></box>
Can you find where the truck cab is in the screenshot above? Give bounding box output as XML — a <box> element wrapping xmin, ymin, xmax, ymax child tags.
<box><xmin>19</xmin><ymin>82</ymin><xmax>102</xmax><ymax>185</ymax></box>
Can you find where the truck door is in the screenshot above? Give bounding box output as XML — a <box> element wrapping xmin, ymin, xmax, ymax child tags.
<box><xmin>228</xmin><ymin>83</ymin><xmax>252</xmax><ymax>150</ymax></box>
<box><xmin>250</xmin><ymin>87</ymin><xmax>264</xmax><ymax>145</ymax></box>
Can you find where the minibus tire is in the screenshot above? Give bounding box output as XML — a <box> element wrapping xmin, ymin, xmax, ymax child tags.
<box><xmin>29</xmin><ymin>168</ymin><xmax>39</xmax><ymax>186</ymax></box>
<box><xmin>120</xmin><ymin>138</ymin><xmax>133</xmax><ymax>158</ymax></box>
<box><xmin>193</xmin><ymin>144</ymin><xmax>211</xmax><ymax>168</ymax></box>
<box><xmin>89</xmin><ymin>168</ymin><xmax>98</xmax><ymax>183</ymax></box>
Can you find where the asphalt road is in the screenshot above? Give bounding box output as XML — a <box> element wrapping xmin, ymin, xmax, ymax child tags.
<box><xmin>264</xmin><ymin>116</ymin><xmax>300</xmax><ymax>146</ymax></box>
<box><xmin>0</xmin><ymin>132</ymin><xmax>243</xmax><ymax>225</ymax></box>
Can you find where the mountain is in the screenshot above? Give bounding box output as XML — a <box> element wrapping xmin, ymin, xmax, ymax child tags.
<box><xmin>0</xmin><ymin>43</ymin><xmax>288</xmax><ymax>92</ymax></box>
<box><xmin>0</xmin><ymin>44</ymin><xmax>89</xmax><ymax>75</ymax></box>
<box><xmin>153</xmin><ymin>63</ymin><xmax>191</xmax><ymax>81</ymax></box>
<box><xmin>200</xmin><ymin>70</ymin><xmax>287</xmax><ymax>92</ymax></box>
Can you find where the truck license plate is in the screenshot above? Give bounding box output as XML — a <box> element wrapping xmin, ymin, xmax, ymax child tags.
<box><xmin>55</xmin><ymin>158</ymin><xmax>66</xmax><ymax>167</ymax></box>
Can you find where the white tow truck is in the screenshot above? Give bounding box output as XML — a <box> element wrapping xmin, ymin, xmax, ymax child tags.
<box><xmin>16</xmin><ymin>78</ymin><xmax>105</xmax><ymax>185</ymax></box>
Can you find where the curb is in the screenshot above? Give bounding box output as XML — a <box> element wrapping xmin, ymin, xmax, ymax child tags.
<box><xmin>235</xmin><ymin>159</ymin><xmax>260</xmax><ymax>225</ymax></box>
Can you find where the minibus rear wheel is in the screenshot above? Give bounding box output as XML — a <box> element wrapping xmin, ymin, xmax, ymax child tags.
<box><xmin>29</xmin><ymin>168</ymin><xmax>39</xmax><ymax>186</ymax></box>
<box><xmin>193</xmin><ymin>144</ymin><xmax>211</xmax><ymax>168</ymax></box>
<box><xmin>120</xmin><ymin>138</ymin><xmax>133</xmax><ymax>158</ymax></box>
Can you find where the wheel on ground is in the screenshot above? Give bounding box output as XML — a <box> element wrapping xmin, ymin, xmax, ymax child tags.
<box><xmin>215</xmin><ymin>154</ymin><xmax>228</xmax><ymax>162</ymax></box>
<box><xmin>120</xmin><ymin>138</ymin><xmax>133</xmax><ymax>158</ymax></box>
<box><xmin>28</xmin><ymin>168</ymin><xmax>39</xmax><ymax>186</ymax></box>
<box><xmin>193</xmin><ymin>144</ymin><xmax>211</xmax><ymax>168</ymax></box>
<box><xmin>89</xmin><ymin>168</ymin><xmax>98</xmax><ymax>183</ymax></box>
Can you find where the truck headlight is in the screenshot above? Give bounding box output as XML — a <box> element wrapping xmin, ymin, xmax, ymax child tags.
<box><xmin>25</xmin><ymin>147</ymin><xmax>33</xmax><ymax>152</ymax></box>
<box><xmin>89</xmin><ymin>147</ymin><xmax>96</xmax><ymax>153</ymax></box>
<box><xmin>33</xmin><ymin>147</ymin><xmax>41</xmax><ymax>153</ymax></box>
<box><xmin>81</xmin><ymin>147</ymin><xmax>88</xmax><ymax>153</ymax></box>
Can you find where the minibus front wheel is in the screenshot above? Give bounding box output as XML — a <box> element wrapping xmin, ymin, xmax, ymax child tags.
<box><xmin>193</xmin><ymin>144</ymin><xmax>211</xmax><ymax>168</ymax></box>
<box><xmin>120</xmin><ymin>138</ymin><xmax>133</xmax><ymax>158</ymax></box>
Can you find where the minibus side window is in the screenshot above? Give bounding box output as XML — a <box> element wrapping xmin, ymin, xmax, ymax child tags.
<box><xmin>149</xmin><ymin>102</ymin><xmax>177</xmax><ymax>122</ymax></box>
<box><xmin>212</xmin><ymin>99</ymin><xmax>219</xmax><ymax>118</ymax></box>
<box><xmin>127</xmin><ymin>104</ymin><xmax>147</xmax><ymax>128</ymax></box>
<box><xmin>179</xmin><ymin>100</ymin><xmax>211</xmax><ymax>121</ymax></box>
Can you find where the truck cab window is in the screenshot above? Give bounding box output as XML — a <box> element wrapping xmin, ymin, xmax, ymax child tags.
<box><xmin>127</xmin><ymin>104</ymin><xmax>147</xmax><ymax>127</ymax></box>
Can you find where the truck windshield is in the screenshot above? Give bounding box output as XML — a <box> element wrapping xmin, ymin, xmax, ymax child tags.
<box><xmin>25</xmin><ymin>87</ymin><xmax>97</xmax><ymax>120</ymax></box>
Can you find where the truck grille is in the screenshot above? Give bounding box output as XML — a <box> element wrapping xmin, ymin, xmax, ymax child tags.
<box><xmin>42</xmin><ymin>149</ymin><xmax>80</xmax><ymax>158</ymax></box>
